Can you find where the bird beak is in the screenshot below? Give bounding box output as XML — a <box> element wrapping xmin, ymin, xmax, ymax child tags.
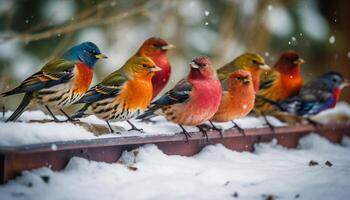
<box><xmin>190</xmin><ymin>61</ymin><xmax>200</xmax><ymax>69</ymax></box>
<box><xmin>293</xmin><ymin>58</ymin><xmax>304</xmax><ymax>65</ymax></box>
<box><xmin>150</xmin><ymin>65</ymin><xmax>162</xmax><ymax>72</ymax></box>
<box><xmin>161</xmin><ymin>44</ymin><xmax>176</xmax><ymax>50</ymax></box>
<box><xmin>340</xmin><ymin>80</ymin><xmax>350</xmax><ymax>89</ymax></box>
<box><xmin>259</xmin><ymin>64</ymin><xmax>271</xmax><ymax>70</ymax></box>
<box><xmin>95</xmin><ymin>53</ymin><xmax>108</xmax><ymax>59</ymax></box>
<box><xmin>242</xmin><ymin>77</ymin><xmax>251</xmax><ymax>84</ymax></box>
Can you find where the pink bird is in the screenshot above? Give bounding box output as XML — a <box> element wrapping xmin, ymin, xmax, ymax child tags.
<box><xmin>137</xmin><ymin>56</ymin><xmax>222</xmax><ymax>141</ymax></box>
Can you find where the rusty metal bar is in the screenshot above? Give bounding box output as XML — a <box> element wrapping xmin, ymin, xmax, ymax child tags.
<box><xmin>0</xmin><ymin>123</ymin><xmax>349</xmax><ymax>184</ymax></box>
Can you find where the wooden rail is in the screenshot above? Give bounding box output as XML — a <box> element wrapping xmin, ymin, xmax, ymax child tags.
<box><xmin>1</xmin><ymin>123</ymin><xmax>350</xmax><ymax>184</ymax></box>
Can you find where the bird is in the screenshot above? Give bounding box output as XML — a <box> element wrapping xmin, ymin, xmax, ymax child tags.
<box><xmin>73</xmin><ymin>56</ymin><xmax>161</xmax><ymax>133</ymax></box>
<box><xmin>254</xmin><ymin>50</ymin><xmax>304</xmax><ymax>129</ymax></box>
<box><xmin>137</xmin><ymin>56</ymin><xmax>222</xmax><ymax>142</ymax></box>
<box><xmin>2</xmin><ymin>42</ymin><xmax>107</xmax><ymax>122</ymax></box>
<box><xmin>256</xmin><ymin>72</ymin><xmax>349</xmax><ymax>123</ymax></box>
<box><xmin>135</xmin><ymin>37</ymin><xmax>175</xmax><ymax>99</ymax></box>
<box><xmin>255</xmin><ymin>50</ymin><xmax>304</xmax><ymax>111</ymax></box>
<box><xmin>210</xmin><ymin>70</ymin><xmax>255</xmax><ymax>135</ymax></box>
<box><xmin>217</xmin><ymin>53</ymin><xmax>270</xmax><ymax>92</ymax></box>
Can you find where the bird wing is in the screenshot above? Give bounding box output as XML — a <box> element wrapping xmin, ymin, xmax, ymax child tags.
<box><xmin>276</xmin><ymin>80</ymin><xmax>333</xmax><ymax>116</ymax></box>
<box><xmin>152</xmin><ymin>79</ymin><xmax>193</xmax><ymax>106</ymax></box>
<box><xmin>2</xmin><ymin>59</ymin><xmax>75</xmax><ymax>96</ymax></box>
<box><xmin>259</xmin><ymin>69</ymin><xmax>280</xmax><ymax>90</ymax></box>
<box><xmin>217</xmin><ymin>62</ymin><xmax>236</xmax><ymax>90</ymax></box>
<box><xmin>75</xmin><ymin>71</ymin><xmax>128</xmax><ymax>104</ymax></box>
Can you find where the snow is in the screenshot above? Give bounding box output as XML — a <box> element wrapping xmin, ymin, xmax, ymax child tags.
<box><xmin>265</xmin><ymin>6</ymin><xmax>293</xmax><ymax>37</ymax></box>
<box><xmin>1</xmin><ymin>101</ymin><xmax>349</xmax><ymax>147</ymax></box>
<box><xmin>297</xmin><ymin>0</ymin><xmax>329</xmax><ymax>40</ymax></box>
<box><xmin>0</xmin><ymin>109</ymin><xmax>284</xmax><ymax>146</ymax></box>
<box><xmin>0</xmin><ymin>134</ymin><xmax>349</xmax><ymax>200</ymax></box>
<box><xmin>329</xmin><ymin>35</ymin><xmax>336</xmax><ymax>44</ymax></box>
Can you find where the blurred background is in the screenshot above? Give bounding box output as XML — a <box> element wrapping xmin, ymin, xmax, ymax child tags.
<box><xmin>0</xmin><ymin>0</ymin><xmax>349</xmax><ymax>112</ymax></box>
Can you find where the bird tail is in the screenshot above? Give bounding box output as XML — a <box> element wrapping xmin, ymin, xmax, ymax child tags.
<box><xmin>6</xmin><ymin>93</ymin><xmax>32</xmax><ymax>122</ymax></box>
<box><xmin>2</xmin><ymin>88</ymin><xmax>19</xmax><ymax>97</ymax></box>
<box><xmin>136</xmin><ymin>105</ymin><xmax>161</xmax><ymax>120</ymax></box>
<box><xmin>71</xmin><ymin>104</ymin><xmax>90</xmax><ymax>119</ymax></box>
<box><xmin>255</xmin><ymin>95</ymin><xmax>286</xmax><ymax>112</ymax></box>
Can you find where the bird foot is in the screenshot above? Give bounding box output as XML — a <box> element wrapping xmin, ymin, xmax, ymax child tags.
<box><xmin>231</xmin><ymin>121</ymin><xmax>245</xmax><ymax>136</ymax></box>
<box><xmin>127</xmin><ymin>120</ymin><xmax>144</xmax><ymax>133</ymax></box>
<box><xmin>306</xmin><ymin>118</ymin><xmax>323</xmax><ymax>128</ymax></box>
<box><xmin>64</xmin><ymin>118</ymin><xmax>80</xmax><ymax>123</ymax></box>
<box><xmin>209</xmin><ymin>121</ymin><xmax>223</xmax><ymax>138</ymax></box>
<box><xmin>140</xmin><ymin>118</ymin><xmax>157</xmax><ymax>124</ymax></box>
<box><xmin>197</xmin><ymin>126</ymin><xmax>209</xmax><ymax>142</ymax></box>
<box><xmin>128</xmin><ymin>127</ymin><xmax>144</xmax><ymax>133</ymax></box>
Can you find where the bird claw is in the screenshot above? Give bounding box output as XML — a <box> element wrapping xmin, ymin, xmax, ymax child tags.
<box><xmin>197</xmin><ymin>126</ymin><xmax>209</xmax><ymax>142</ymax></box>
<box><xmin>140</xmin><ymin>118</ymin><xmax>157</xmax><ymax>124</ymax></box>
<box><xmin>128</xmin><ymin>127</ymin><xmax>144</xmax><ymax>133</ymax></box>
<box><xmin>64</xmin><ymin>118</ymin><xmax>80</xmax><ymax>123</ymax></box>
<box><xmin>231</xmin><ymin>121</ymin><xmax>245</xmax><ymax>136</ymax></box>
<box><xmin>306</xmin><ymin>118</ymin><xmax>323</xmax><ymax>128</ymax></box>
<box><xmin>209</xmin><ymin>121</ymin><xmax>223</xmax><ymax>138</ymax></box>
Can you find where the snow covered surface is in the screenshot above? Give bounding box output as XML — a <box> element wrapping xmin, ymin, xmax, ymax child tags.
<box><xmin>1</xmin><ymin>102</ymin><xmax>350</xmax><ymax>147</ymax></box>
<box><xmin>0</xmin><ymin>109</ymin><xmax>286</xmax><ymax>147</ymax></box>
<box><xmin>0</xmin><ymin>134</ymin><xmax>349</xmax><ymax>200</ymax></box>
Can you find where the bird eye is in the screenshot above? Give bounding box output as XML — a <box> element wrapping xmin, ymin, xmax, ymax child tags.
<box><xmin>142</xmin><ymin>64</ymin><xmax>148</xmax><ymax>68</ymax></box>
<box><xmin>252</xmin><ymin>60</ymin><xmax>258</xmax><ymax>65</ymax></box>
<box><xmin>153</xmin><ymin>44</ymin><xmax>161</xmax><ymax>48</ymax></box>
<box><xmin>236</xmin><ymin>77</ymin><xmax>240</xmax><ymax>80</ymax></box>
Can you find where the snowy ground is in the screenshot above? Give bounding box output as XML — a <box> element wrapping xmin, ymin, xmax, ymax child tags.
<box><xmin>0</xmin><ymin>134</ymin><xmax>349</xmax><ymax>200</ymax></box>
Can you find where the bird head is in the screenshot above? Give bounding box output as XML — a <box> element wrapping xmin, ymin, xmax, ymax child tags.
<box><xmin>138</xmin><ymin>37</ymin><xmax>175</xmax><ymax>57</ymax></box>
<box><xmin>233</xmin><ymin>53</ymin><xmax>270</xmax><ymax>72</ymax></box>
<box><xmin>189</xmin><ymin>56</ymin><xmax>217</xmax><ymax>80</ymax></box>
<box><xmin>64</xmin><ymin>42</ymin><xmax>107</xmax><ymax>68</ymax></box>
<box><xmin>274</xmin><ymin>50</ymin><xmax>304</xmax><ymax>74</ymax></box>
<box><xmin>228</xmin><ymin>70</ymin><xmax>253</xmax><ymax>89</ymax></box>
<box><xmin>319</xmin><ymin>72</ymin><xmax>349</xmax><ymax>91</ymax></box>
<box><xmin>127</xmin><ymin>56</ymin><xmax>161</xmax><ymax>78</ymax></box>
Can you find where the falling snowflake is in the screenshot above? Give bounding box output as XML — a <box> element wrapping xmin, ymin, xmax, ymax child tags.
<box><xmin>204</xmin><ymin>22</ymin><xmax>209</xmax><ymax>26</ymax></box>
<box><xmin>267</xmin><ymin>5</ymin><xmax>273</xmax><ymax>11</ymax></box>
<box><xmin>204</xmin><ymin>10</ymin><xmax>210</xmax><ymax>16</ymax></box>
<box><xmin>329</xmin><ymin>35</ymin><xmax>336</xmax><ymax>44</ymax></box>
<box><xmin>265</xmin><ymin>52</ymin><xmax>270</xmax><ymax>57</ymax></box>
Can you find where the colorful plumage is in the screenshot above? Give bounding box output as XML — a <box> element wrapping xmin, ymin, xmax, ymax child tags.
<box><xmin>217</xmin><ymin>53</ymin><xmax>270</xmax><ymax>92</ymax></box>
<box><xmin>255</xmin><ymin>50</ymin><xmax>304</xmax><ymax>112</ymax></box>
<box><xmin>210</xmin><ymin>70</ymin><xmax>255</xmax><ymax>133</ymax></box>
<box><xmin>73</xmin><ymin>56</ymin><xmax>161</xmax><ymax>132</ymax></box>
<box><xmin>2</xmin><ymin>42</ymin><xmax>106</xmax><ymax>122</ymax></box>
<box><xmin>136</xmin><ymin>37</ymin><xmax>174</xmax><ymax>99</ymax></box>
<box><xmin>257</xmin><ymin>72</ymin><xmax>349</xmax><ymax>117</ymax></box>
<box><xmin>137</xmin><ymin>56</ymin><xmax>222</xmax><ymax>141</ymax></box>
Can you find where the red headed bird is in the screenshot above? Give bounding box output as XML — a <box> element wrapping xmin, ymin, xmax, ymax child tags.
<box><xmin>137</xmin><ymin>56</ymin><xmax>222</xmax><ymax>141</ymax></box>
<box><xmin>136</xmin><ymin>37</ymin><xmax>175</xmax><ymax>99</ymax></box>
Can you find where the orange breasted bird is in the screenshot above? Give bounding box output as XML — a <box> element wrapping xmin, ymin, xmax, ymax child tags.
<box><xmin>73</xmin><ymin>56</ymin><xmax>161</xmax><ymax>133</ymax></box>
<box><xmin>210</xmin><ymin>70</ymin><xmax>255</xmax><ymax>134</ymax></box>
<box><xmin>137</xmin><ymin>56</ymin><xmax>222</xmax><ymax>141</ymax></box>
<box><xmin>217</xmin><ymin>53</ymin><xmax>270</xmax><ymax>92</ymax></box>
<box><xmin>136</xmin><ymin>37</ymin><xmax>175</xmax><ymax>99</ymax></box>
<box><xmin>2</xmin><ymin>42</ymin><xmax>107</xmax><ymax>122</ymax></box>
<box><xmin>255</xmin><ymin>50</ymin><xmax>304</xmax><ymax>112</ymax></box>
